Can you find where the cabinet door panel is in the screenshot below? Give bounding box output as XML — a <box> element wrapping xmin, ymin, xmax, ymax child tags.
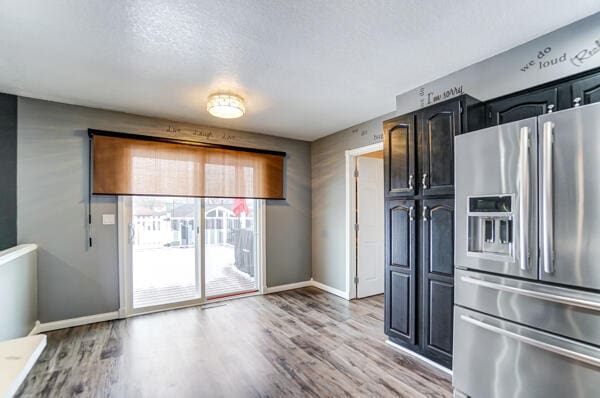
<box><xmin>385</xmin><ymin>268</ymin><xmax>416</xmax><ymax>344</ymax></box>
<box><xmin>387</xmin><ymin>200</ymin><xmax>415</xmax><ymax>270</ymax></box>
<box><xmin>428</xmin><ymin>203</ymin><xmax>454</xmax><ymax>275</ymax></box>
<box><xmin>419</xmin><ymin>100</ymin><xmax>460</xmax><ymax>196</ymax></box>
<box><xmin>389</xmin><ymin>271</ymin><xmax>411</xmax><ymax>336</ymax></box>
<box><xmin>571</xmin><ymin>72</ymin><xmax>600</xmax><ymax>106</ymax></box>
<box><xmin>384</xmin><ymin>115</ymin><xmax>416</xmax><ymax>197</ymax></box>
<box><xmin>390</xmin><ymin>205</ymin><xmax>409</xmax><ymax>267</ymax></box>
<box><xmin>486</xmin><ymin>87</ymin><xmax>558</xmax><ymax>126</ymax></box>
<box><xmin>427</xmin><ymin>280</ymin><xmax>453</xmax><ymax>355</ymax></box>
<box><xmin>421</xmin><ymin>199</ymin><xmax>454</xmax><ymax>368</ymax></box>
<box><xmin>385</xmin><ymin>199</ymin><xmax>417</xmax><ymax>345</ymax></box>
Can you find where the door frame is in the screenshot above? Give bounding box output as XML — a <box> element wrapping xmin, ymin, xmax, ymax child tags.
<box><xmin>345</xmin><ymin>142</ymin><xmax>384</xmax><ymax>300</ymax></box>
<box><xmin>117</xmin><ymin>196</ymin><xmax>267</xmax><ymax>318</ymax></box>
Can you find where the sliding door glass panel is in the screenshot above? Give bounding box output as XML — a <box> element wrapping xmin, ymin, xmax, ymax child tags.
<box><xmin>204</xmin><ymin>198</ymin><xmax>259</xmax><ymax>299</ymax></box>
<box><xmin>131</xmin><ymin>196</ymin><xmax>200</xmax><ymax>308</ymax></box>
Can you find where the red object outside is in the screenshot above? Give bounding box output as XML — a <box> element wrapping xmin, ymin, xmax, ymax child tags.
<box><xmin>233</xmin><ymin>198</ymin><xmax>250</xmax><ymax>216</ymax></box>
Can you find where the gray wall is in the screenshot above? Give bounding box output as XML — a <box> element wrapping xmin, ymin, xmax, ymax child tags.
<box><xmin>311</xmin><ymin>113</ymin><xmax>393</xmax><ymax>290</ymax></box>
<box><xmin>396</xmin><ymin>12</ymin><xmax>600</xmax><ymax>114</ymax></box>
<box><xmin>311</xmin><ymin>12</ymin><xmax>600</xmax><ymax>292</ymax></box>
<box><xmin>17</xmin><ymin>97</ymin><xmax>311</xmax><ymax>323</ymax></box>
<box><xmin>0</xmin><ymin>93</ymin><xmax>17</xmax><ymax>250</ymax></box>
<box><xmin>0</xmin><ymin>246</ymin><xmax>37</xmax><ymax>340</ymax></box>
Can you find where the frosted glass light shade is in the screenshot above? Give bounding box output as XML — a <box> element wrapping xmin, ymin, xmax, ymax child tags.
<box><xmin>207</xmin><ymin>94</ymin><xmax>245</xmax><ymax>119</ymax></box>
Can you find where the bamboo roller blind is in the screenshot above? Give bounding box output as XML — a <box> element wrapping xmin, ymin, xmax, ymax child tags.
<box><xmin>90</xmin><ymin>130</ymin><xmax>285</xmax><ymax>199</ymax></box>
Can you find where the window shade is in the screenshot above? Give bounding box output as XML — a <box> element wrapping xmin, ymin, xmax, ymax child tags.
<box><xmin>89</xmin><ymin>130</ymin><xmax>285</xmax><ymax>199</ymax></box>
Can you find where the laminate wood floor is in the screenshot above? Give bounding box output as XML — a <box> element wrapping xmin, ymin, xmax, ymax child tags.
<box><xmin>16</xmin><ymin>287</ymin><xmax>452</xmax><ymax>398</ymax></box>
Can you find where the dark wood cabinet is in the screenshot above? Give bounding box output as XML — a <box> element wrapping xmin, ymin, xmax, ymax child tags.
<box><xmin>419</xmin><ymin>100</ymin><xmax>460</xmax><ymax>197</ymax></box>
<box><xmin>486</xmin><ymin>86</ymin><xmax>558</xmax><ymax>126</ymax></box>
<box><xmin>384</xmin><ymin>200</ymin><xmax>416</xmax><ymax>345</ymax></box>
<box><xmin>384</xmin><ymin>95</ymin><xmax>483</xmax><ymax>199</ymax></box>
<box><xmin>483</xmin><ymin>69</ymin><xmax>600</xmax><ymax>128</ymax></box>
<box><xmin>383</xmin><ymin>197</ymin><xmax>456</xmax><ymax>367</ymax></box>
<box><xmin>571</xmin><ymin>73</ymin><xmax>600</xmax><ymax>106</ymax></box>
<box><xmin>387</xmin><ymin>269</ymin><xmax>416</xmax><ymax>344</ymax></box>
<box><xmin>382</xmin><ymin>68</ymin><xmax>600</xmax><ymax>369</ymax></box>
<box><xmin>383</xmin><ymin>115</ymin><xmax>416</xmax><ymax>198</ymax></box>
<box><xmin>383</xmin><ymin>96</ymin><xmax>480</xmax><ymax>368</ymax></box>
<box><xmin>421</xmin><ymin>199</ymin><xmax>454</xmax><ymax>368</ymax></box>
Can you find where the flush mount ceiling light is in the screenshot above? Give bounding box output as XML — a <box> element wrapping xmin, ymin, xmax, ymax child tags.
<box><xmin>206</xmin><ymin>93</ymin><xmax>245</xmax><ymax>119</ymax></box>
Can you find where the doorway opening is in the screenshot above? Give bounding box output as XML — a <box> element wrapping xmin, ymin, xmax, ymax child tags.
<box><xmin>118</xmin><ymin>196</ymin><xmax>265</xmax><ymax>316</ymax></box>
<box><xmin>345</xmin><ymin>142</ymin><xmax>384</xmax><ymax>299</ymax></box>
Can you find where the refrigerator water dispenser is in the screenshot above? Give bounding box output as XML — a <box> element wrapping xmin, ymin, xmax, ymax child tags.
<box><xmin>467</xmin><ymin>195</ymin><xmax>514</xmax><ymax>259</ymax></box>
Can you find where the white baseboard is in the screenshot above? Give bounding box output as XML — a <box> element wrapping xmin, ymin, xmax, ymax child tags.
<box><xmin>311</xmin><ymin>279</ymin><xmax>350</xmax><ymax>300</ymax></box>
<box><xmin>385</xmin><ymin>339</ymin><xmax>452</xmax><ymax>376</ymax></box>
<box><xmin>35</xmin><ymin>311</ymin><xmax>119</xmax><ymax>333</ymax></box>
<box><xmin>265</xmin><ymin>280</ymin><xmax>312</xmax><ymax>294</ymax></box>
<box><xmin>265</xmin><ymin>279</ymin><xmax>351</xmax><ymax>300</ymax></box>
<box><xmin>28</xmin><ymin>321</ymin><xmax>41</xmax><ymax>336</ymax></box>
<box><xmin>30</xmin><ymin>282</ymin><xmax>349</xmax><ymax>333</ymax></box>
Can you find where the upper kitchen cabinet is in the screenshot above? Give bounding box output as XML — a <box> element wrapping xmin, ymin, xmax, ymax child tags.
<box><xmin>419</xmin><ymin>100</ymin><xmax>458</xmax><ymax>197</ymax></box>
<box><xmin>570</xmin><ymin>71</ymin><xmax>600</xmax><ymax>106</ymax></box>
<box><xmin>384</xmin><ymin>95</ymin><xmax>482</xmax><ymax>198</ymax></box>
<box><xmin>483</xmin><ymin>68</ymin><xmax>600</xmax><ymax>127</ymax></box>
<box><xmin>383</xmin><ymin>114</ymin><xmax>416</xmax><ymax>198</ymax></box>
<box><xmin>419</xmin><ymin>96</ymin><xmax>482</xmax><ymax>197</ymax></box>
<box><xmin>486</xmin><ymin>86</ymin><xmax>558</xmax><ymax>126</ymax></box>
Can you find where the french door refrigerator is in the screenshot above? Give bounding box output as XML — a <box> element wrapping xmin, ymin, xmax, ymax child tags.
<box><xmin>453</xmin><ymin>102</ymin><xmax>600</xmax><ymax>398</ymax></box>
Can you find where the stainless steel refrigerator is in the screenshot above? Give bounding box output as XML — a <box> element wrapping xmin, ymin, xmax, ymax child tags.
<box><xmin>453</xmin><ymin>102</ymin><xmax>600</xmax><ymax>398</ymax></box>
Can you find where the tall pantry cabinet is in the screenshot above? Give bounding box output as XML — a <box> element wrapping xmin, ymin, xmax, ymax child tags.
<box><xmin>383</xmin><ymin>95</ymin><xmax>482</xmax><ymax>368</ymax></box>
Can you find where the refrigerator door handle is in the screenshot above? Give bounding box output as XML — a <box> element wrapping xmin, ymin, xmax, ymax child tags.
<box><xmin>460</xmin><ymin>314</ymin><xmax>600</xmax><ymax>368</ymax></box>
<box><xmin>519</xmin><ymin>126</ymin><xmax>530</xmax><ymax>271</ymax></box>
<box><xmin>542</xmin><ymin>121</ymin><xmax>555</xmax><ymax>274</ymax></box>
<box><xmin>460</xmin><ymin>275</ymin><xmax>600</xmax><ymax>311</ymax></box>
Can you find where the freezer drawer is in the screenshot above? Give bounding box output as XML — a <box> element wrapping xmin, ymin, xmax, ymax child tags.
<box><xmin>455</xmin><ymin>269</ymin><xmax>600</xmax><ymax>346</ymax></box>
<box><xmin>453</xmin><ymin>306</ymin><xmax>600</xmax><ymax>398</ymax></box>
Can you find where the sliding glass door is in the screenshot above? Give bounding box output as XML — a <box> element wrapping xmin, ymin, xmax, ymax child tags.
<box><xmin>204</xmin><ymin>198</ymin><xmax>259</xmax><ymax>299</ymax></box>
<box><xmin>129</xmin><ymin>196</ymin><xmax>201</xmax><ymax>309</ymax></box>
<box><xmin>120</xmin><ymin>197</ymin><xmax>262</xmax><ymax>315</ymax></box>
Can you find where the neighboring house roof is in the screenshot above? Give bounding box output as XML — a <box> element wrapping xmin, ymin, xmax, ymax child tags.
<box><xmin>133</xmin><ymin>201</ymin><xmax>237</xmax><ymax>218</ymax></box>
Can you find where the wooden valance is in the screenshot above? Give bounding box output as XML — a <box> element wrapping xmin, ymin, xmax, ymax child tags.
<box><xmin>89</xmin><ymin>130</ymin><xmax>285</xmax><ymax>199</ymax></box>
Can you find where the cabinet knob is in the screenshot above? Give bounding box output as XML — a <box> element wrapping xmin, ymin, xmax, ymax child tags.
<box><xmin>422</xmin><ymin>206</ymin><xmax>429</xmax><ymax>222</ymax></box>
<box><xmin>574</xmin><ymin>97</ymin><xmax>582</xmax><ymax>107</ymax></box>
<box><xmin>547</xmin><ymin>104</ymin><xmax>555</xmax><ymax>113</ymax></box>
<box><xmin>422</xmin><ymin>173</ymin><xmax>429</xmax><ymax>190</ymax></box>
<box><xmin>409</xmin><ymin>206</ymin><xmax>415</xmax><ymax>221</ymax></box>
<box><xmin>408</xmin><ymin>174</ymin><xmax>414</xmax><ymax>190</ymax></box>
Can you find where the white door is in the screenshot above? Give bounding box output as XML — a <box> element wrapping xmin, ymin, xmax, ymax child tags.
<box><xmin>356</xmin><ymin>156</ymin><xmax>384</xmax><ymax>298</ymax></box>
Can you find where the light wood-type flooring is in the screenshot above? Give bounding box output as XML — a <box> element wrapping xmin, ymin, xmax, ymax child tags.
<box><xmin>16</xmin><ymin>287</ymin><xmax>452</xmax><ymax>397</ymax></box>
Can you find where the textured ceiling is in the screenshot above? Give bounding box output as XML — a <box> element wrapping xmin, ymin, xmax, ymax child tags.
<box><xmin>1</xmin><ymin>1</ymin><xmax>599</xmax><ymax>140</ymax></box>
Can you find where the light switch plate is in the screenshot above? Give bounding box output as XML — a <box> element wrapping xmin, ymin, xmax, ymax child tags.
<box><xmin>102</xmin><ymin>214</ymin><xmax>116</xmax><ymax>225</ymax></box>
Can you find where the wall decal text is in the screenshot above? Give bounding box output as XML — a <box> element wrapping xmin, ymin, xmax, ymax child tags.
<box><xmin>520</xmin><ymin>46</ymin><xmax>567</xmax><ymax>72</ymax></box>
<box><xmin>419</xmin><ymin>85</ymin><xmax>464</xmax><ymax>107</ymax></box>
<box><xmin>571</xmin><ymin>39</ymin><xmax>600</xmax><ymax>67</ymax></box>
